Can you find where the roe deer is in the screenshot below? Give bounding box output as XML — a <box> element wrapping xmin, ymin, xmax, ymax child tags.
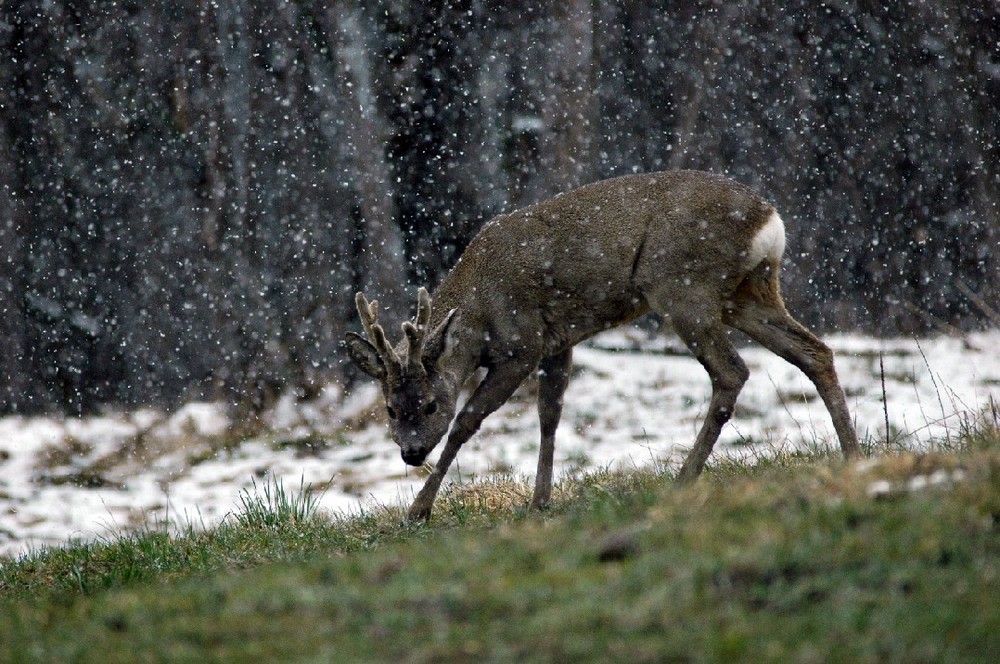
<box><xmin>345</xmin><ymin>170</ymin><xmax>862</xmax><ymax>521</ymax></box>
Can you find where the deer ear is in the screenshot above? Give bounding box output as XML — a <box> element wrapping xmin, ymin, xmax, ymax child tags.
<box><xmin>423</xmin><ymin>309</ymin><xmax>460</xmax><ymax>367</ymax></box>
<box><xmin>344</xmin><ymin>332</ymin><xmax>387</xmax><ymax>380</ymax></box>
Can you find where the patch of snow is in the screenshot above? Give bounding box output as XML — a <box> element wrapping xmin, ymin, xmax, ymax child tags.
<box><xmin>866</xmin><ymin>468</ymin><xmax>966</xmax><ymax>499</ymax></box>
<box><xmin>866</xmin><ymin>479</ymin><xmax>895</xmax><ymax>498</ymax></box>
<box><xmin>1</xmin><ymin>329</ymin><xmax>999</xmax><ymax>559</ymax></box>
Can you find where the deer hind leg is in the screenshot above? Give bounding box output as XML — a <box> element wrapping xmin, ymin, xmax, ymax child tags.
<box><xmin>723</xmin><ymin>268</ymin><xmax>863</xmax><ymax>460</ymax></box>
<box><xmin>533</xmin><ymin>348</ymin><xmax>573</xmax><ymax>509</ymax></box>
<box><xmin>660</xmin><ymin>302</ymin><xmax>750</xmax><ymax>483</ymax></box>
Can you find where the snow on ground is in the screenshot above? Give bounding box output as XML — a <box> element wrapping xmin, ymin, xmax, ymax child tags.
<box><xmin>1</xmin><ymin>330</ymin><xmax>998</xmax><ymax>559</ymax></box>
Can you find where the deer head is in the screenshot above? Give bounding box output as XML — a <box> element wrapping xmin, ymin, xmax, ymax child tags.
<box><xmin>344</xmin><ymin>288</ymin><xmax>460</xmax><ymax>466</ymax></box>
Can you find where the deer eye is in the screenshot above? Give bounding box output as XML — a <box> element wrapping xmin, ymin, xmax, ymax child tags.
<box><xmin>386</xmin><ymin>406</ymin><xmax>398</xmax><ymax>420</ymax></box>
<box><xmin>423</xmin><ymin>401</ymin><xmax>438</xmax><ymax>416</ymax></box>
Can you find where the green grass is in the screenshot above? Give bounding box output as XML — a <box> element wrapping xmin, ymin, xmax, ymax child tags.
<box><xmin>1</xmin><ymin>413</ymin><xmax>999</xmax><ymax>663</ymax></box>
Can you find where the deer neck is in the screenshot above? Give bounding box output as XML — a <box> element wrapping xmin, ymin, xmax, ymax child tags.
<box><xmin>428</xmin><ymin>283</ymin><xmax>486</xmax><ymax>388</ymax></box>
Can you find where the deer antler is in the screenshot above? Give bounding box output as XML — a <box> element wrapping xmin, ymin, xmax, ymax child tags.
<box><xmin>402</xmin><ymin>287</ymin><xmax>432</xmax><ymax>375</ymax></box>
<box><xmin>355</xmin><ymin>292</ymin><xmax>402</xmax><ymax>376</ymax></box>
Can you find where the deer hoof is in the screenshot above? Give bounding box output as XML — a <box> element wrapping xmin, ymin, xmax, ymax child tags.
<box><xmin>529</xmin><ymin>495</ymin><xmax>551</xmax><ymax>511</ymax></box>
<box><xmin>406</xmin><ymin>502</ymin><xmax>433</xmax><ymax>523</ymax></box>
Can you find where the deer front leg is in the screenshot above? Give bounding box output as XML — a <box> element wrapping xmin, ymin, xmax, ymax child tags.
<box><xmin>532</xmin><ymin>349</ymin><xmax>573</xmax><ymax>510</ymax></box>
<box><xmin>407</xmin><ymin>358</ymin><xmax>538</xmax><ymax>522</ymax></box>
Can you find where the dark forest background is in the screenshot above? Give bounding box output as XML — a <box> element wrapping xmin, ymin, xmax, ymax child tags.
<box><xmin>0</xmin><ymin>0</ymin><xmax>997</xmax><ymax>417</ymax></box>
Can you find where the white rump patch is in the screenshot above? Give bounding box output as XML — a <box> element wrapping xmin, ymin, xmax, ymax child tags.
<box><xmin>744</xmin><ymin>210</ymin><xmax>785</xmax><ymax>271</ymax></box>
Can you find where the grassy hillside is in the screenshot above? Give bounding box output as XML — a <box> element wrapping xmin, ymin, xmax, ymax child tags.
<box><xmin>2</xmin><ymin>413</ymin><xmax>999</xmax><ymax>663</ymax></box>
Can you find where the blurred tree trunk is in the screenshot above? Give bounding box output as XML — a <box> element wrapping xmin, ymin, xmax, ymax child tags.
<box><xmin>667</xmin><ymin>3</ymin><xmax>735</xmax><ymax>171</ymax></box>
<box><xmin>0</xmin><ymin>114</ymin><xmax>31</xmax><ymax>412</ymax></box>
<box><xmin>328</xmin><ymin>3</ymin><xmax>406</xmax><ymax>323</ymax></box>
<box><xmin>369</xmin><ymin>0</ymin><xmax>483</xmax><ymax>288</ymax></box>
<box><xmin>541</xmin><ymin>0</ymin><xmax>596</xmax><ymax>191</ymax></box>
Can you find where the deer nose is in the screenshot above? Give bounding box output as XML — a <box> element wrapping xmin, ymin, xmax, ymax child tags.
<box><xmin>401</xmin><ymin>447</ymin><xmax>428</xmax><ymax>466</ymax></box>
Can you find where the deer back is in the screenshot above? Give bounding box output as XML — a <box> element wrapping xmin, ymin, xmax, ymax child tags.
<box><xmin>428</xmin><ymin>170</ymin><xmax>779</xmax><ymax>356</ymax></box>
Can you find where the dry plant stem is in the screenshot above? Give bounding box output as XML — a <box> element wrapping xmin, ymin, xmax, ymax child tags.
<box><xmin>880</xmin><ymin>351</ymin><xmax>891</xmax><ymax>446</ymax></box>
<box><xmin>914</xmin><ymin>337</ymin><xmax>951</xmax><ymax>447</ymax></box>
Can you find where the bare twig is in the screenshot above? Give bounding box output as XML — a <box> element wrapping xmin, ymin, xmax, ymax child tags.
<box><xmin>955</xmin><ymin>279</ymin><xmax>1000</xmax><ymax>327</ymax></box>
<box><xmin>896</xmin><ymin>299</ymin><xmax>964</xmax><ymax>336</ymax></box>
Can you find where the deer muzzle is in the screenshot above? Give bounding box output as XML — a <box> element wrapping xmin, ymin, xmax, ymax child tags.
<box><xmin>401</xmin><ymin>446</ymin><xmax>430</xmax><ymax>466</ymax></box>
